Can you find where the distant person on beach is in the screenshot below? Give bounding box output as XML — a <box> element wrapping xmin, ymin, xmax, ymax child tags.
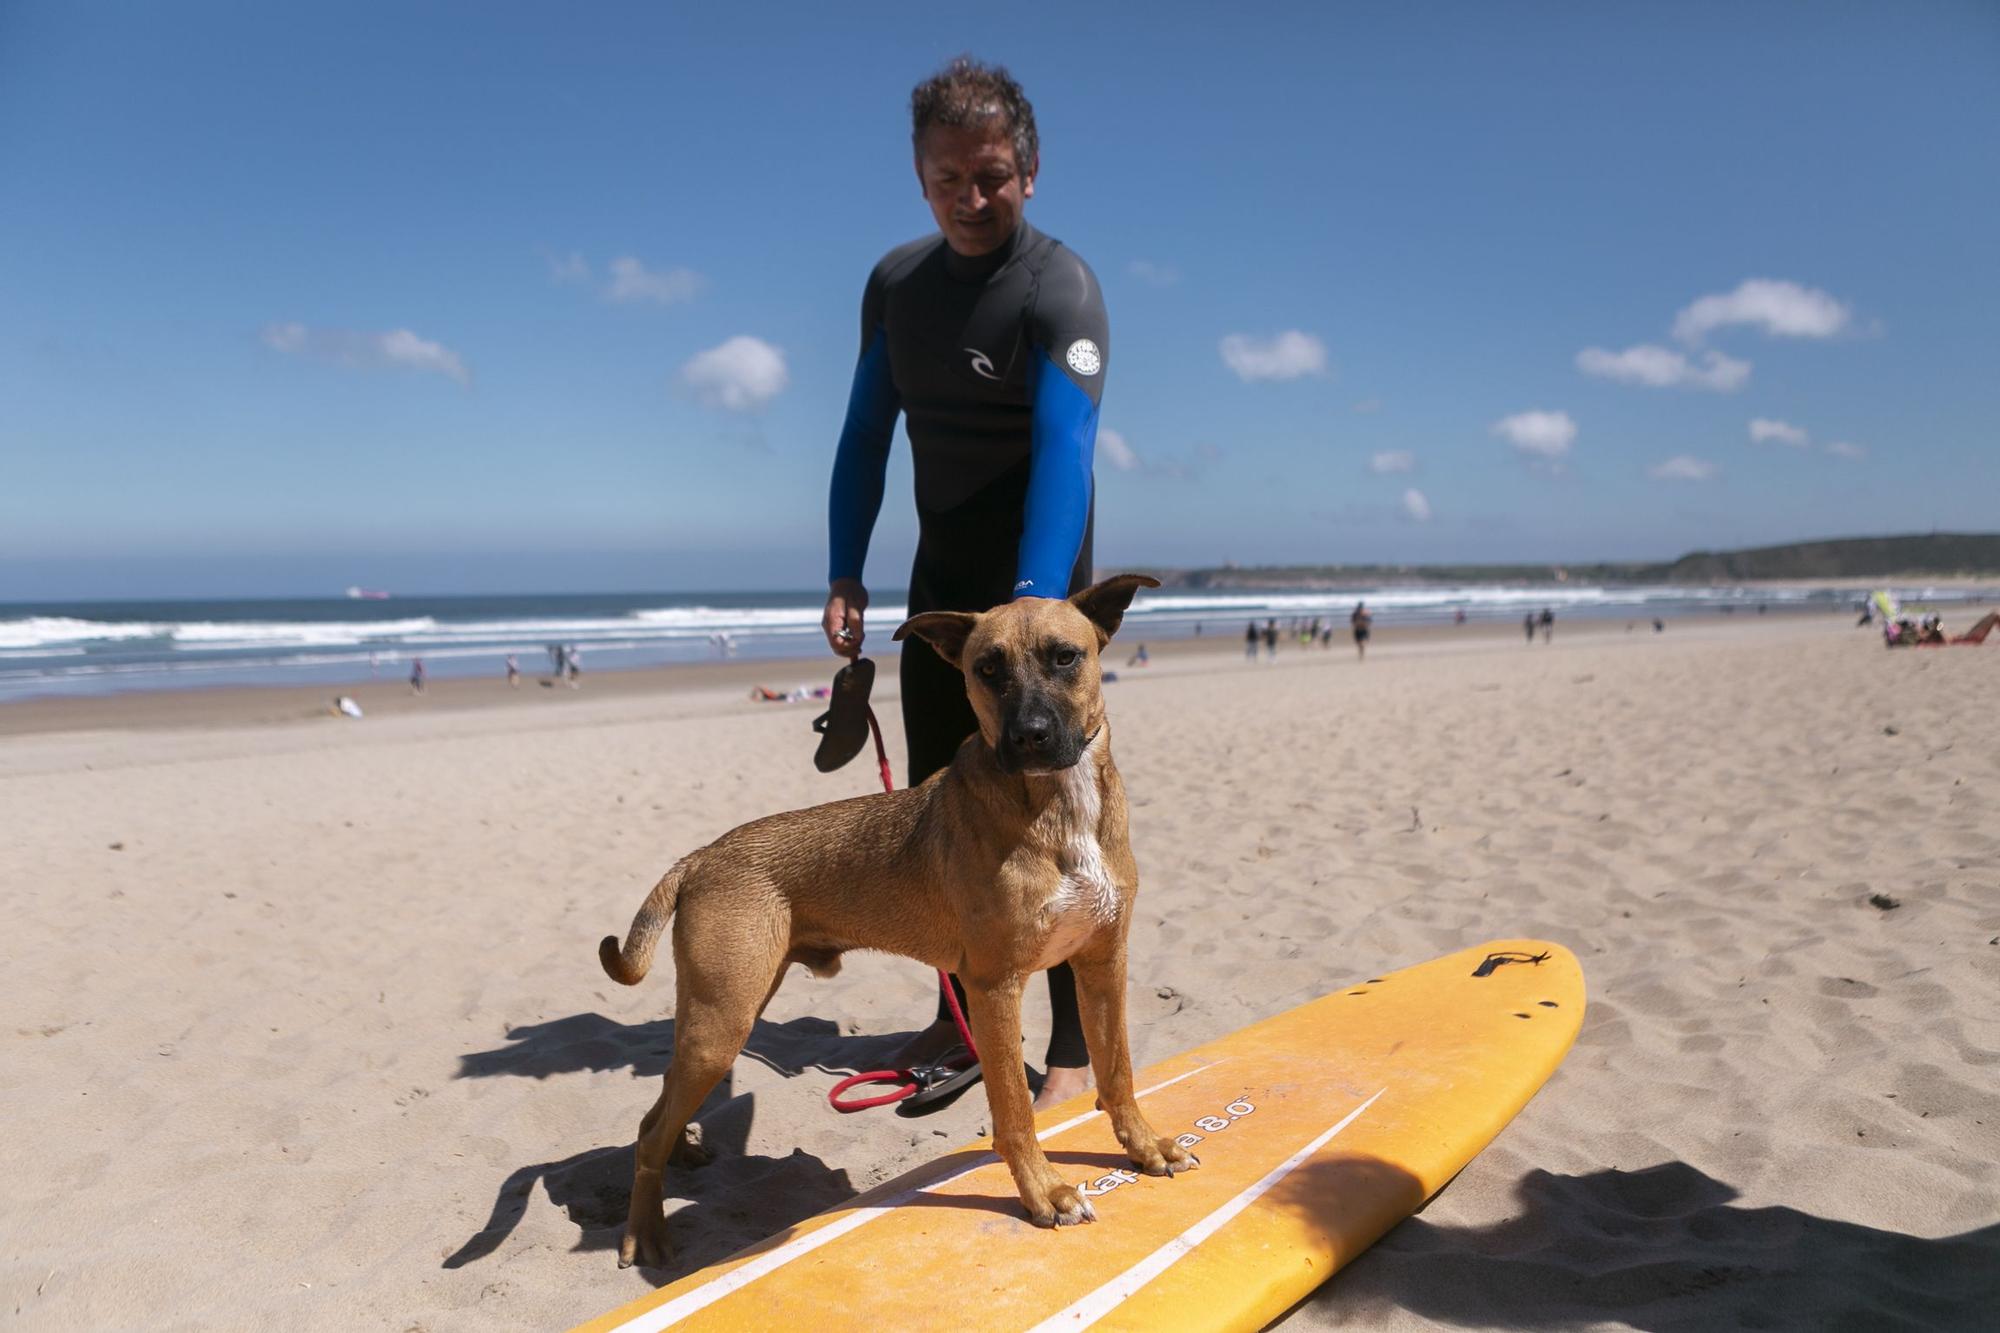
<box><xmin>1891</xmin><ymin>611</ymin><xmax>1999</xmax><ymax>647</ymax></box>
<box><xmin>1523</xmin><ymin>612</ymin><xmax>1536</xmax><ymax>644</ymax></box>
<box><xmin>1126</xmin><ymin>643</ymin><xmax>1149</xmax><ymax>667</ymax></box>
<box><xmin>409</xmin><ymin>658</ymin><xmax>425</xmax><ymax>694</ymax></box>
<box><xmin>818</xmin><ymin>58</ymin><xmax>1106</xmax><ymax>1110</ymax></box>
<box><xmin>1350</xmin><ymin>601</ymin><xmax>1372</xmax><ymax>660</ymax></box>
<box><xmin>1262</xmin><ymin>618</ymin><xmax>1278</xmax><ymax>661</ymax></box>
<box><xmin>1245</xmin><ymin>620</ymin><xmax>1258</xmax><ymax>660</ymax></box>
<box><xmin>1539</xmin><ymin>607</ymin><xmax>1555</xmax><ymax>643</ymax></box>
<box><xmin>505</xmin><ymin>654</ymin><xmax>519</xmax><ymax>688</ymax></box>
<box><xmin>1454</xmin><ymin>607</ymin><xmax>1467</xmax><ymax>626</ymax></box>
<box><xmin>566</xmin><ymin>645</ymin><xmax>582</xmax><ymax>688</ymax></box>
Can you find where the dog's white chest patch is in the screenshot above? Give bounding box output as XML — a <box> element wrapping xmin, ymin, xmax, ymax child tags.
<box><xmin>1031</xmin><ymin>742</ymin><xmax>1119</xmax><ymax>971</ymax></box>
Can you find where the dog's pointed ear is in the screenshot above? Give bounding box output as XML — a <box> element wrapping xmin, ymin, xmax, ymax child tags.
<box><xmin>1069</xmin><ymin>574</ymin><xmax>1160</xmax><ymax>646</ymax></box>
<box><xmin>893</xmin><ymin>611</ymin><xmax>979</xmax><ymax>666</ymax></box>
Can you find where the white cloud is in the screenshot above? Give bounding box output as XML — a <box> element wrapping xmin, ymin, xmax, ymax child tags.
<box><xmin>1127</xmin><ymin>259</ymin><xmax>1180</xmax><ymax>287</ymax></box>
<box><xmin>1825</xmin><ymin>440</ymin><xmax>1867</xmax><ymax>460</ymax></box>
<box><xmin>1219</xmin><ymin>330</ymin><xmax>1329</xmax><ymax>382</ymax></box>
<box><xmin>1492</xmin><ymin>409</ymin><xmax>1577</xmax><ymax>461</ymax></box>
<box><xmin>1749</xmin><ymin>417</ymin><xmax>1809</xmax><ymax>447</ymax></box>
<box><xmin>1672</xmin><ymin>279</ymin><xmax>1852</xmax><ymax>345</ymax></box>
<box><xmin>1648</xmin><ymin>455</ymin><xmax>1718</xmax><ymax>482</ymax></box>
<box><xmin>606</xmin><ymin>256</ymin><xmax>703</xmax><ymax>305</ymax></box>
<box><xmin>1401</xmin><ymin>487</ymin><xmax>1432</xmax><ymax>522</ymax></box>
<box><xmin>1369</xmin><ymin>450</ymin><xmax>1415</xmax><ymax>474</ymax></box>
<box><xmin>260</xmin><ymin>322</ymin><xmax>470</xmax><ymax>386</ymax></box>
<box><xmin>679</xmin><ymin>335</ymin><xmax>787</xmax><ymax>411</ymax></box>
<box><xmin>1098</xmin><ymin>427</ymin><xmax>1140</xmax><ymax>472</ymax></box>
<box><xmin>1096</xmin><ymin>430</ymin><xmax>1216</xmax><ymax>480</ymax></box>
<box><xmin>1576</xmin><ymin>343</ymin><xmax>1750</xmax><ymax>392</ymax></box>
<box><xmin>548</xmin><ymin>250</ymin><xmax>703</xmax><ymax>304</ymax></box>
<box><xmin>546</xmin><ymin>251</ymin><xmax>591</xmax><ymax>286</ymax></box>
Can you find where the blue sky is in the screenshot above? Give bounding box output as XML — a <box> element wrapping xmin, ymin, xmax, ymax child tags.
<box><xmin>3</xmin><ymin>1</ymin><xmax>1995</xmax><ymax>598</ymax></box>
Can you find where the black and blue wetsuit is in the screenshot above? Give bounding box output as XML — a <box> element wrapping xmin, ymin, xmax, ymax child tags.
<box><xmin>827</xmin><ymin>218</ymin><xmax>1106</xmax><ymax>1068</ymax></box>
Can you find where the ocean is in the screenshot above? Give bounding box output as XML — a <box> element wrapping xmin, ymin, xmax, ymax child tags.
<box><xmin>0</xmin><ymin>582</ymin><xmax>1901</xmax><ymax>700</ymax></box>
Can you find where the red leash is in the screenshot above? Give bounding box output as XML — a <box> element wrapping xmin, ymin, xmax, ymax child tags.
<box><xmin>827</xmin><ymin>698</ymin><xmax>980</xmax><ymax>1113</ymax></box>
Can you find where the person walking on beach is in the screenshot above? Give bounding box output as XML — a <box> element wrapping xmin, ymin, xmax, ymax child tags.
<box><xmin>820</xmin><ymin>58</ymin><xmax>1107</xmax><ymax>1111</ymax></box>
<box><xmin>505</xmin><ymin>654</ymin><xmax>519</xmax><ymax>688</ymax></box>
<box><xmin>1523</xmin><ymin>612</ymin><xmax>1536</xmax><ymax>644</ymax></box>
<box><xmin>1262</xmin><ymin>618</ymin><xmax>1278</xmax><ymax>661</ymax></box>
<box><xmin>1539</xmin><ymin>606</ymin><xmax>1555</xmax><ymax>643</ymax></box>
<box><xmin>1245</xmin><ymin>620</ymin><xmax>1259</xmax><ymax>660</ymax></box>
<box><xmin>1350</xmin><ymin>601</ymin><xmax>1373</xmax><ymax>660</ymax></box>
<box><xmin>566</xmin><ymin>644</ymin><xmax>583</xmax><ymax>688</ymax></box>
<box><xmin>409</xmin><ymin>657</ymin><xmax>426</xmax><ymax>694</ymax></box>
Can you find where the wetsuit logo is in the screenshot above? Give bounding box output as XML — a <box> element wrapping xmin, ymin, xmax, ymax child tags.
<box><xmin>964</xmin><ymin>348</ymin><xmax>1000</xmax><ymax>381</ymax></box>
<box><xmin>1065</xmin><ymin>339</ymin><xmax>1102</xmax><ymax>376</ymax></box>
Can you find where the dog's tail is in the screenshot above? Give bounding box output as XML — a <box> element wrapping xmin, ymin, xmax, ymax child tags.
<box><xmin>599</xmin><ymin>857</ymin><xmax>690</xmax><ymax>986</ymax></box>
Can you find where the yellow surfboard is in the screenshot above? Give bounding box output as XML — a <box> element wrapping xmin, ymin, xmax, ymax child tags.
<box><xmin>574</xmin><ymin>938</ymin><xmax>1584</xmax><ymax>1333</ymax></box>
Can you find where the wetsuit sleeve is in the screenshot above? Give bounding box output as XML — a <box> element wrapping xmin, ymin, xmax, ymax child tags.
<box><xmin>826</xmin><ymin>268</ymin><xmax>901</xmax><ymax>585</ymax></box>
<box><xmin>1014</xmin><ymin>248</ymin><xmax>1107</xmax><ymax>599</ymax></box>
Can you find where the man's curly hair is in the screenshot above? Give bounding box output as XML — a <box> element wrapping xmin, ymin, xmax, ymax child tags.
<box><xmin>910</xmin><ymin>56</ymin><xmax>1039</xmax><ymax>175</ymax></box>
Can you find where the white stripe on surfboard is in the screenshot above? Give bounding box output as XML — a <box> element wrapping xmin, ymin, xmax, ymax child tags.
<box><xmin>1026</xmin><ymin>1086</ymin><xmax>1388</xmax><ymax>1333</ymax></box>
<box><xmin>603</xmin><ymin>1061</ymin><xmax>1223</xmax><ymax>1333</ymax></box>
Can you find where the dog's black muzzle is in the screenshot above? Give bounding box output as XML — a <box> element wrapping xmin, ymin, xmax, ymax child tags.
<box><xmin>996</xmin><ymin>696</ymin><xmax>1088</xmax><ymax>774</ymax></box>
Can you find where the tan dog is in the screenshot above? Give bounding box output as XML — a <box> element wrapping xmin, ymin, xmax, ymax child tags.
<box><xmin>598</xmin><ymin>573</ymin><xmax>1195</xmax><ymax>1267</ymax></box>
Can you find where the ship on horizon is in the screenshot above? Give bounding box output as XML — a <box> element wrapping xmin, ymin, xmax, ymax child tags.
<box><xmin>344</xmin><ymin>586</ymin><xmax>390</xmax><ymax>600</ymax></box>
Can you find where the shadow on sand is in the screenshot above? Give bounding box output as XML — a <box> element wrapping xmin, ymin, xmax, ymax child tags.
<box><xmin>455</xmin><ymin>1010</ymin><xmax>887</xmax><ymax>1082</ymax></box>
<box><xmin>444</xmin><ymin>1010</ymin><xmax>931</xmax><ymax>1282</ymax></box>
<box><xmin>1278</xmin><ymin>1158</ymin><xmax>1998</xmax><ymax>1330</ymax></box>
<box><xmin>438</xmin><ymin>1097</ymin><xmax>867</xmax><ymax>1280</ymax></box>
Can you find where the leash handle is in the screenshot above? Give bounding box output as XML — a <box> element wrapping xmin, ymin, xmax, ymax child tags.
<box><xmin>828</xmin><ymin>1069</ymin><xmax>920</xmax><ymax>1113</ymax></box>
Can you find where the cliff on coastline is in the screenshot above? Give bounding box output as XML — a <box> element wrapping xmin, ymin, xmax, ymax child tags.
<box><xmin>1144</xmin><ymin>533</ymin><xmax>2000</xmax><ymax>590</ymax></box>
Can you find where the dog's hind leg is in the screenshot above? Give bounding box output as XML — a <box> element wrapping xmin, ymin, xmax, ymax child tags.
<box><xmin>619</xmin><ymin>931</ymin><xmax>782</xmax><ymax>1268</ymax></box>
<box><xmin>1072</xmin><ymin>949</ymin><xmax>1198</xmax><ymax>1178</ymax></box>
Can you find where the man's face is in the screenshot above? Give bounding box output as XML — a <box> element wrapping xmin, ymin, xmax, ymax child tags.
<box><xmin>915</xmin><ymin>123</ymin><xmax>1034</xmax><ymax>257</ymax></box>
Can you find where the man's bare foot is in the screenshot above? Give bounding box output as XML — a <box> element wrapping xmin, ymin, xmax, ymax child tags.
<box><xmin>891</xmin><ymin>1018</ymin><xmax>963</xmax><ymax>1068</ymax></box>
<box><xmin>1033</xmin><ymin>1063</ymin><xmax>1094</xmax><ymax>1111</ymax></box>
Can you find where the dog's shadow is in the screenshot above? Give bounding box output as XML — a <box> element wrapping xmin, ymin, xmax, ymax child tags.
<box><xmin>446</xmin><ymin>1011</ymin><xmax>932</xmax><ymax>1281</ymax></box>
<box><xmin>456</xmin><ymin>1010</ymin><xmax>897</xmax><ymax>1083</ymax></box>
<box><xmin>440</xmin><ymin>1075</ymin><xmax>863</xmax><ymax>1280</ymax></box>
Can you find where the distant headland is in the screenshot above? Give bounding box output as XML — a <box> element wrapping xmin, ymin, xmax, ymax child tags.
<box><xmin>1142</xmin><ymin>533</ymin><xmax>2000</xmax><ymax>590</ymax></box>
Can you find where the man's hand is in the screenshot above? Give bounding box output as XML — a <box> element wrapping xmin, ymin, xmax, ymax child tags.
<box><xmin>824</xmin><ymin>579</ymin><xmax>868</xmax><ymax>658</ymax></box>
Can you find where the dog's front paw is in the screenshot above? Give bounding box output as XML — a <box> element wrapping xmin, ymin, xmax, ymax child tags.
<box><xmin>1027</xmin><ymin>1182</ymin><xmax>1097</xmax><ymax>1228</ymax></box>
<box><xmin>1131</xmin><ymin>1135</ymin><xmax>1200</xmax><ymax>1177</ymax></box>
<box><xmin>619</xmin><ymin>1210</ymin><xmax>671</xmax><ymax>1269</ymax></box>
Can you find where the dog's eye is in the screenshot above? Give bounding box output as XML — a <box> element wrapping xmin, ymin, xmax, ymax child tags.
<box><xmin>976</xmin><ymin>661</ymin><xmax>1000</xmax><ymax>680</ymax></box>
<box><xmin>1053</xmin><ymin>647</ymin><xmax>1079</xmax><ymax>668</ymax></box>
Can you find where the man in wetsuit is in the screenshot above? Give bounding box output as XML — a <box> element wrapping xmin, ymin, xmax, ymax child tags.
<box><xmin>820</xmin><ymin>58</ymin><xmax>1105</xmax><ymax>1111</ymax></box>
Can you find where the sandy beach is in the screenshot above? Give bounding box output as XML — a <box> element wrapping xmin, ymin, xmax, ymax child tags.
<box><xmin>4</xmin><ymin>612</ymin><xmax>1995</xmax><ymax>1330</ymax></box>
